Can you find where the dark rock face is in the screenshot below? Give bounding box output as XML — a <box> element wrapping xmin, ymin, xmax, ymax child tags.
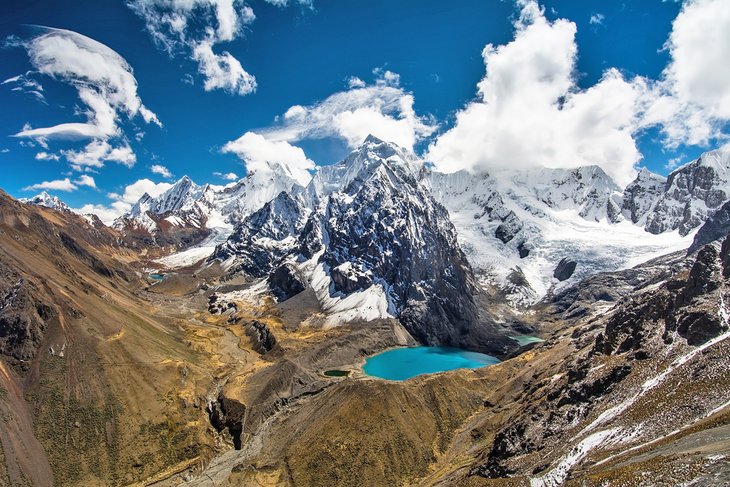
<box><xmin>517</xmin><ymin>241</ymin><xmax>531</xmax><ymax>258</ymax></box>
<box><xmin>267</xmin><ymin>264</ymin><xmax>305</xmax><ymax>302</ymax></box>
<box><xmin>329</xmin><ymin>264</ymin><xmax>371</xmax><ymax>294</ymax></box>
<box><xmin>553</xmin><ymin>258</ymin><xmax>577</xmax><ymax>281</ymax></box>
<box><xmin>213</xmin><ymin>192</ymin><xmax>308</xmax><ymax>277</ymax></box>
<box><xmin>472</xmin><ymin>362</ymin><xmax>633</xmax><ymax>479</ymax></box>
<box><xmin>674</xmin><ymin>312</ymin><xmax>725</xmax><ymax>346</ymax></box>
<box><xmin>592</xmin><ymin>244</ymin><xmax>726</xmax><ymax>353</ymax></box>
<box><xmin>208</xmin><ymin>394</ymin><xmax>246</xmax><ymax>449</ymax></box>
<box><xmin>494</xmin><ymin>212</ymin><xmax>523</xmax><ymax>244</ymax></box>
<box><xmin>688</xmin><ymin>200</ymin><xmax>730</xmax><ymax>254</ymax></box>
<box><xmin>682</xmin><ymin>245</ymin><xmax>721</xmax><ymax>302</ymax></box>
<box><xmin>310</xmin><ymin>155</ymin><xmax>494</xmax><ymax>352</ymax></box>
<box><xmin>245</xmin><ymin>320</ymin><xmax>277</xmax><ymax>354</ymax></box>
<box><xmin>722</xmin><ymin>235</ymin><xmax>730</xmax><ymax>278</ymax></box>
<box><xmin>213</xmin><ymin>137</ymin><xmax>522</xmax><ymax>356</ymax></box>
<box><xmin>593</xmin><ymin>292</ymin><xmax>670</xmax><ymax>355</ymax></box>
<box><xmin>474</xmin><ymin>240</ymin><xmax>729</xmax><ymax>481</ymax></box>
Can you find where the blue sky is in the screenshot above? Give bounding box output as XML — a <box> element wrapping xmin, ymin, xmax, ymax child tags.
<box><xmin>1</xmin><ymin>0</ymin><xmax>728</xmax><ymax>220</ymax></box>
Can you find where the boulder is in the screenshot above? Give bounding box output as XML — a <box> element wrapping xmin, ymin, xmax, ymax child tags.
<box><xmin>553</xmin><ymin>258</ymin><xmax>577</xmax><ymax>281</ymax></box>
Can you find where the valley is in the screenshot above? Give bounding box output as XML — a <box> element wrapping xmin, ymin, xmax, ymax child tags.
<box><xmin>1</xmin><ymin>139</ymin><xmax>729</xmax><ymax>486</ymax></box>
<box><xmin>2</xmin><ymin>1</ymin><xmax>730</xmax><ymax>485</ymax></box>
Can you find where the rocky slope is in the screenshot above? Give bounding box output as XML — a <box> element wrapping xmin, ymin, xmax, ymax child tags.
<box><xmin>464</xmin><ymin>236</ymin><xmax>729</xmax><ymax>485</ymax></box>
<box><xmin>1</xmin><ymin>162</ymin><xmax>730</xmax><ymax>487</ymax></box>
<box><xmin>0</xmin><ymin>190</ymin><xmax>228</xmax><ymax>486</ymax></box>
<box><xmin>179</xmin><ymin>232</ymin><xmax>729</xmax><ymax>487</ymax></box>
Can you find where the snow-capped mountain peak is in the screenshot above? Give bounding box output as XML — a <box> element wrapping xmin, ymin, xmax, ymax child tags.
<box><xmin>20</xmin><ymin>191</ymin><xmax>71</xmax><ymax>213</ymax></box>
<box><xmin>643</xmin><ymin>149</ymin><xmax>730</xmax><ymax>235</ymax></box>
<box><xmin>306</xmin><ymin>135</ymin><xmax>422</xmax><ymax>206</ymax></box>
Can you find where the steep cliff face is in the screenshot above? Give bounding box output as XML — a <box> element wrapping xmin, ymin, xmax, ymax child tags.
<box><xmin>213</xmin><ymin>191</ymin><xmax>310</xmax><ymax>277</ymax></box>
<box><xmin>621</xmin><ymin>167</ymin><xmax>667</xmax><ymax>224</ymax></box>
<box><xmin>688</xmin><ymin>199</ymin><xmax>730</xmax><ymax>254</ymax></box>
<box><xmin>644</xmin><ymin>150</ymin><xmax>730</xmax><ymax>235</ymax></box>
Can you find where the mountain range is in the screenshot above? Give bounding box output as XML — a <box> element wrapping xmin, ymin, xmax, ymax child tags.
<box><xmin>106</xmin><ymin>136</ymin><xmax>727</xmax><ymax>310</ymax></box>
<box><xmin>7</xmin><ymin>135</ymin><xmax>730</xmax><ymax>486</ymax></box>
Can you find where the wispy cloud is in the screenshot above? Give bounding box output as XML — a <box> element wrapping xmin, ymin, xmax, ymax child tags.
<box><xmin>252</xmin><ymin>70</ymin><xmax>436</xmax><ymax>151</ymax></box>
<box><xmin>127</xmin><ymin>0</ymin><xmax>311</xmax><ymax>95</ymax></box>
<box><xmin>62</xmin><ymin>140</ymin><xmax>136</xmax><ymax>169</ymax></box>
<box><xmin>664</xmin><ymin>153</ymin><xmax>687</xmax><ymax>171</ymax></box>
<box><xmin>35</xmin><ymin>151</ymin><xmax>60</xmax><ymax>161</ymax></box>
<box><xmin>589</xmin><ymin>13</ymin><xmax>604</xmax><ymax>25</ymax></box>
<box><xmin>151</xmin><ymin>164</ymin><xmax>173</xmax><ymax>178</ymax></box>
<box><xmin>2</xmin><ymin>72</ymin><xmax>46</xmax><ymax>103</ymax></box>
<box><xmin>223</xmin><ymin>70</ymin><xmax>434</xmax><ymax>184</ymax></box>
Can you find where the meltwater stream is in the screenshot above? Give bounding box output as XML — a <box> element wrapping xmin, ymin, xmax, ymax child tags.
<box><xmin>363</xmin><ymin>346</ymin><xmax>500</xmax><ymax>381</ymax></box>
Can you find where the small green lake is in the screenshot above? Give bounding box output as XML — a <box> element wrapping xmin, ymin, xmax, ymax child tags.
<box><xmin>363</xmin><ymin>346</ymin><xmax>500</xmax><ymax>381</ymax></box>
<box><xmin>149</xmin><ymin>273</ymin><xmax>165</xmax><ymax>281</ymax></box>
<box><xmin>323</xmin><ymin>370</ymin><xmax>350</xmax><ymax>377</ymax></box>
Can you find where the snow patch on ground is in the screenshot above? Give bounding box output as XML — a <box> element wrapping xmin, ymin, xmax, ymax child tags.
<box><xmin>309</xmin><ymin>261</ymin><xmax>392</xmax><ymax>327</ymax></box>
<box><xmin>531</xmin><ymin>428</ymin><xmax>622</xmax><ymax>487</ymax></box>
<box><xmin>156</xmin><ymin>216</ymin><xmax>233</xmax><ymax>269</ymax></box>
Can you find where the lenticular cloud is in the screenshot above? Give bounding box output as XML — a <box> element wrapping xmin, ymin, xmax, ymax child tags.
<box><xmin>11</xmin><ymin>27</ymin><xmax>161</xmax><ymax>169</ymax></box>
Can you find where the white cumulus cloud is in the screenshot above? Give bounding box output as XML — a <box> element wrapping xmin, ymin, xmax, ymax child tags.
<box><xmin>213</xmin><ymin>171</ymin><xmax>239</xmax><ymax>180</ymax></box>
<box><xmin>35</xmin><ymin>151</ymin><xmax>60</xmax><ymax>161</ymax></box>
<box><xmin>427</xmin><ymin>0</ymin><xmax>730</xmax><ymax>185</ymax></box>
<box><xmin>222</xmin><ymin>131</ymin><xmax>314</xmax><ymax>186</ymax></box>
<box><xmin>74</xmin><ymin>178</ymin><xmax>173</xmax><ymax>224</ymax></box>
<box><xmin>256</xmin><ymin>70</ymin><xmax>436</xmax><ymax>152</ymax></box>
<box><xmin>192</xmin><ymin>38</ymin><xmax>257</xmax><ymax>95</ymax></box>
<box><xmin>62</xmin><ymin>140</ymin><xmax>136</xmax><ymax>169</ymax></box>
<box><xmin>128</xmin><ymin>0</ymin><xmax>307</xmax><ymax>95</ymax></box>
<box><xmin>75</xmin><ymin>174</ymin><xmax>96</xmax><ymax>188</ymax></box>
<box><xmin>640</xmin><ymin>0</ymin><xmax>730</xmax><ymax>148</ymax></box>
<box><xmin>427</xmin><ymin>1</ymin><xmax>644</xmax><ymax>185</ymax></box>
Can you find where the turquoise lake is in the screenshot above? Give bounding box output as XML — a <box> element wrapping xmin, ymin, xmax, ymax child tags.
<box><xmin>363</xmin><ymin>346</ymin><xmax>500</xmax><ymax>381</ymax></box>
